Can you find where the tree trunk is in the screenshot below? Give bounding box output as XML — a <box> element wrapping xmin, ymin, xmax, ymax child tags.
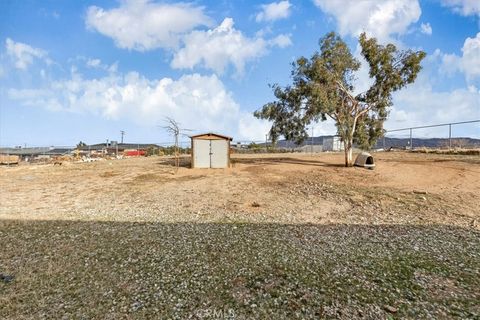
<box><xmin>344</xmin><ymin>139</ymin><xmax>353</xmax><ymax>167</ymax></box>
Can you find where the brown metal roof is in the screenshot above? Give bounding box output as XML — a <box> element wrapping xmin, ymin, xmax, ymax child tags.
<box><xmin>190</xmin><ymin>133</ymin><xmax>233</xmax><ymax>141</ymax></box>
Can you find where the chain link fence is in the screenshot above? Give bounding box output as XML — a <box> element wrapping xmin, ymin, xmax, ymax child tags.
<box><xmin>381</xmin><ymin>120</ymin><xmax>480</xmax><ymax>150</ymax></box>
<box><xmin>1</xmin><ymin>120</ymin><xmax>479</xmax><ymax>164</ymax></box>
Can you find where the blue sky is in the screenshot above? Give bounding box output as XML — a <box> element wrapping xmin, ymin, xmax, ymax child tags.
<box><xmin>0</xmin><ymin>0</ymin><xmax>479</xmax><ymax>147</ymax></box>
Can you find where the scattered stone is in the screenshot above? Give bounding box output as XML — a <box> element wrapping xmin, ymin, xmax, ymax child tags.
<box><xmin>0</xmin><ymin>273</ymin><xmax>14</xmax><ymax>283</ymax></box>
<box><xmin>384</xmin><ymin>305</ymin><xmax>398</xmax><ymax>313</ymax></box>
<box><xmin>130</xmin><ymin>301</ymin><xmax>143</xmax><ymax>312</ymax></box>
<box><xmin>383</xmin><ymin>304</ymin><xmax>398</xmax><ymax>313</ymax></box>
<box><xmin>413</xmin><ymin>190</ymin><xmax>428</xmax><ymax>195</ymax></box>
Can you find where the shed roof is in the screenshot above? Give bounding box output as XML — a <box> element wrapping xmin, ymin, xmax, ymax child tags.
<box><xmin>190</xmin><ymin>133</ymin><xmax>233</xmax><ymax>141</ymax></box>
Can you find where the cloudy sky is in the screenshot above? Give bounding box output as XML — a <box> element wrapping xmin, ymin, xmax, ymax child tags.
<box><xmin>0</xmin><ymin>0</ymin><xmax>479</xmax><ymax>146</ymax></box>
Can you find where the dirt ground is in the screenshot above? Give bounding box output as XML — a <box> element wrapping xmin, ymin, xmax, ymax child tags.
<box><xmin>1</xmin><ymin>151</ymin><xmax>480</xmax><ymax>319</ymax></box>
<box><xmin>1</xmin><ymin>151</ymin><xmax>479</xmax><ymax>228</ymax></box>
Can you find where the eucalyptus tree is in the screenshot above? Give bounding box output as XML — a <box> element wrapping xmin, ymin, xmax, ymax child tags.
<box><xmin>255</xmin><ymin>32</ymin><xmax>425</xmax><ymax>166</ymax></box>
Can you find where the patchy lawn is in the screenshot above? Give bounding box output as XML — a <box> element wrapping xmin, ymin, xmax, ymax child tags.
<box><xmin>1</xmin><ymin>221</ymin><xmax>479</xmax><ymax>319</ymax></box>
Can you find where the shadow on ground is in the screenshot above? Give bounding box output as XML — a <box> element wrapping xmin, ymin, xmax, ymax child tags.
<box><xmin>156</xmin><ymin>156</ymin><xmax>191</xmax><ymax>168</ymax></box>
<box><xmin>232</xmin><ymin>156</ymin><xmax>346</xmax><ymax>168</ymax></box>
<box><xmin>0</xmin><ymin>220</ymin><xmax>479</xmax><ymax>319</ymax></box>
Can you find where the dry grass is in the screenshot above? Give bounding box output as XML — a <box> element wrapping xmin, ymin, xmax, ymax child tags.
<box><xmin>412</xmin><ymin>147</ymin><xmax>480</xmax><ymax>156</ymax></box>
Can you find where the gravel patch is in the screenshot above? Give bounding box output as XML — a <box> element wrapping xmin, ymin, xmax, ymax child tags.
<box><xmin>1</xmin><ymin>221</ymin><xmax>479</xmax><ymax>319</ymax></box>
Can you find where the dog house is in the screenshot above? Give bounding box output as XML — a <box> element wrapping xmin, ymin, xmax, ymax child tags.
<box><xmin>354</xmin><ymin>152</ymin><xmax>375</xmax><ymax>169</ymax></box>
<box><xmin>191</xmin><ymin>133</ymin><xmax>232</xmax><ymax>168</ymax></box>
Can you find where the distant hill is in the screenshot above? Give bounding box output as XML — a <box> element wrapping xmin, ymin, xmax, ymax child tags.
<box><xmin>374</xmin><ymin>137</ymin><xmax>480</xmax><ymax>149</ymax></box>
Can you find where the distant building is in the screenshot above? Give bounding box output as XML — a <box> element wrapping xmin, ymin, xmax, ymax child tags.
<box><xmin>0</xmin><ymin>147</ymin><xmax>73</xmax><ymax>160</ymax></box>
<box><xmin>78</xmin><ymin>143</ymin><xmax>158</xmax><ymax>156</ymax></box>
<box><xmin>323</xmin><ymin>136</ymin><xmax>344</xmax><ymax>152</ymax></box>
<box><xmin>296</xmin><ymin>145</ymin><xmax>323</xmax><ymax>153</ymax></box>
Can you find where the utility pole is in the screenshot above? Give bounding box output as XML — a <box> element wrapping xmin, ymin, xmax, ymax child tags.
<box><xmin>120</xmin><ymin>130</ymin><xmax>125</xmax><ymax>144</ymax></box>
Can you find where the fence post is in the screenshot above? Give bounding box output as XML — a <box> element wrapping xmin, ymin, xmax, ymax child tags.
<box><xmin>449</xmin><ymin>124</ymin><xmax>452</xmax><ymax>149</ymax></box>
<box><xmin>311</xmin><ymin>127</ymin><xmax>314</xmax><ymax>154</ymax></box>
<box><xmin>409</xmin><ymin>128</ymin><xmax>413</xmax><ymax>150</ymax></box>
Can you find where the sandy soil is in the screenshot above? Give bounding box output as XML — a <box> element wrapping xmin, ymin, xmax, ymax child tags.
<box><xmin>1</xmin><ymin>151</ymin><xmax>479</xmax><ymax>228</ymax></box>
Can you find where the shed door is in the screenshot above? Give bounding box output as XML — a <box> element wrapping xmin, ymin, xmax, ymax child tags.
<box><xmin>210</xmin><ymin>139</ymin><xmax>228</xmax><ymax>168</ymax></box>
<box><xmin>194</xmin><ymin>139</ymin><xmax>210</xmax><ymax>168</ymax></box>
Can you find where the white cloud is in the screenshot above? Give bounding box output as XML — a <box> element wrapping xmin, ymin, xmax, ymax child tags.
<box><xmin>461</xmin><ymin>33</ymin><xmax>480</xmax><ymax>80</ymax></box>
<box><xmin>438</xmin><ymin>33</ymin><xmax>480</xmax><ymax>82</ymax></box>
<box><xmin>5</xmin><ymin>38</ymin><xmax>49</xmax><ymax>70</ymax></box>
<box><xmin>256</xmin><ymin>1</ymin><xmax>292</xmax><ymax>22</ymax></box>
<box><xmin>7</xmin><ymin>69</ymin><xmax>267</xmax><ymax>140</ymax></box>
<box><xmin>420</xmin><ymin>22</ymin><xmax>432</xmax><ymax>35</ymax></box>
<box><xmin>85</xmin><ymin>2</ymin><xmax>289</xmax><ymax>76</ymax></box>
<box><xmin>269</xmin><ymin>34</ymin><xmax>292</xmax><ymax>48</ymax></box>
<box><xmin>171</xmin><ymin>18</ymin><xmax>287</xmax><ymax>75</ymax></box>
<box><xmin>389</xmin><ymin>84</ymin><xmax>480</xmax><ymax>137</ymax></box>
<box><xmin>86</xmin><ymin>58</ymin><xmax>101</xmax><ymax>68</ymax></box>
<box><xmin>238</xmin><ymin>114</ymin><xmax>272</xmax><ymax>141</ymax></box>
<box><xmin>385</xmin><ymin>60</ymin><xmax>480</xmax><ymax>137</ymax></box>
<box><xmin>441</xmin><ymin>0</ymin><xmax>480</xmax><ymax>16</ymax></box>
<box><xmin>313</xmin><ymin>0</ymin><xmax>421</xmax><ymax>42</ymax></box>
<box><xmin>84</xmin><ymin>57</ymin><xmax>118</xmax><ymax>72</ymax></box>
<box><xmin>85</xmin><ymin>0</ymin><xmax>211</xmax><ymax>51</ymax></box>
<box><xmin>352</xmin><ymin>41</ymin><xmax>479</xmax><ymax>138</ymax></box>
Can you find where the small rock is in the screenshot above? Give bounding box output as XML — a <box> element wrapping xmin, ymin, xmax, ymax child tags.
<box><xmin>384</xmin><ymin>305</ymin><xmax>398</xmax><ymax>313</ymax></box>
<box><xmin>131</xmin><ymin>301</ymin><xmax>143</xmax><ymax>312</ymax></box>
<box><xmin>413</xmin><ymin>190</ymin><xmax>428</xmax><ymax>195</ymax></box>
<box><xmin>251</xmin><ymin>202</ymin><xmax>260</xmax><ymax>208</ymax></box>
<box><xmin>0</xmin><ymin>273</ymin><xmax>14</xmax><ymax>283</ymax></box>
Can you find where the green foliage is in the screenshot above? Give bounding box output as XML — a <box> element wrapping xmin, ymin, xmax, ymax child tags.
<box><xmin>248</xmin><ymin>142</ymin><xmax>261</xmax><ymax>150</ymax></box>
<box><xmin>160</xmin><ymin>146</ymin><xmax>191</xmax><ymax>156</ymax></box>
<box><xmin>76</xmin><ymin>141</ymin><xmax>87</xmax><ymax>149</ymax></box>
<box><xmin>145</xmin><ymin>146</ymin><xmax>159</xmax><ymax>156</ymax></box>
<box><xmin>255</xmin><ymin>32</ymin><xmax>426</xmax><ymax>153</ymax></box>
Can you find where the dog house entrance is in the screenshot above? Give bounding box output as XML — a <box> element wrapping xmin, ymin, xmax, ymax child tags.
<box><xmin>354</xmin><ymin>152</ymin><xmax>375</xmax><ymax>169</ymax></box>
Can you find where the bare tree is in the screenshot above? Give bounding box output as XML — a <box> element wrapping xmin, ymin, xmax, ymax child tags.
<box><xmin>161</xmin><ymin>117</ymin><xmax>192</xmax><ymax>170</ymax></box>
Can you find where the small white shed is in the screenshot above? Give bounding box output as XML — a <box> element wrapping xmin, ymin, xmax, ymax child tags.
<box><xmin>190</xmin><ymin>133</ymin><xmax>232</xmax><ymax>168</ymax></box>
